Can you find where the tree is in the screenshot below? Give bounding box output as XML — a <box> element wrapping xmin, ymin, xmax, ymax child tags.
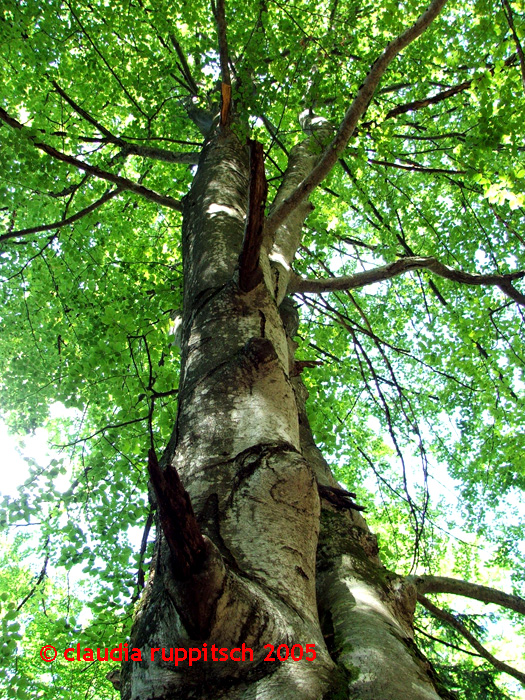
<box><xmin>1</xmin><ymin>0</ymin><xmax>524</xmax><ymax>698</ymax></box>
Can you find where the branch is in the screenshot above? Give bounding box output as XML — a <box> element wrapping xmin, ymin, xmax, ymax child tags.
<box><xmin>264</xmin><ymin>0</ymin><xmax>448</xmax><ymax>236</ymax></box>
<box><xmin>369</xmin><ymin>158</ymin><xmax>466</xmax><ymax>175</ymax></box>
<box><xmin>411</xmin><ymin>575</ymin><xmax>525</xmax><ymax>616</ymax></box>
<box><xmin>418</xmin><ymin>593</ymin><xmax>525</xmax><ymax>686</ymax></box>
<box><xmin>381</xmin><ymin>79</ymin><xmax>471</xmax><ymax>121</ymax></box>
<box><xmin>414</xmin><ymin>625</ymin><xmax>482</xmax><ymax>658</ymax></box>
<box><xmin>66</xmin><ymin>1</ymin><xmax>147</xmax><ymax>118</ymax></box>
<box><xmin>0</xmin><ymin>188</ymin><xmax>121</xmax><ymax>243</ymax></box>
<box><xmin>133</xmin><ymin>508</ymin><xmax>154</xmax><ymax>601</ymax></box>
<box><xmin>238</xmin><ymin>140</ymin><xmax>267</xmax><ymax>291</ymax></box>
<box><xmin>375</xmin><ymin>52</ymin><xmax>517</xmax><ymax>124</ymax></box>
<box><xmin>54</xmin><ymin>415</ymin><xmax>149</xmax><ymax>448</ymax></box>
<box><xmin>17</xmin><ymin>547</ymin><xmax>49</xmax><ymax>612</ymax></box>
<box><xmin>0</xmin><ymin>107</ymin><xmax>183</xmax><ymax>212</ymax></box>
<box><xmin>147</xmin><ymin>449</ymin><xmax>206</xmax><ymax>580</ymax></box>
<box><xmin>501</xmin><ymin>0</ymin><xmax>525</xmax><ymax>90</ymax></box>
<box><xmin>318</xmin><ymin>483</ymin><xmax>366</xmax><ymax>511</ymax></box>
<box><xmin>212</xmin><ymin>0</ymin><xmax>232</xmax><ymax>127</ymax></box>
<box><xmin>289</xmin><ymin>256</ymin><xmax>525</xmax><ymax>307</ymax></box>
<box><xmin>169</xmin><ymin>34</ymin><xmax>200</xmax><ymax>95</ymax></box>
<box><xmin>52</xmin><ymin>81</ymin><xmax>199</xmax><ymax>164</ymax></box>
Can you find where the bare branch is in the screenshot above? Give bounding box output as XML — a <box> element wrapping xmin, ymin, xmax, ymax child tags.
<box><xmin>0</xmin><ymin>188</ymin><xmax>121</xmax><ymax>243</ymax></box>
<box><xmin>238</xmin><ymin>140</ymin><xmax>267</xmax><ymax>291</ymax></box>
<box><xmin>289</xmin><ymin>256</ymin><xmax>525</xmax><ymax>307</ymax></box>
<box><xmin>264</xmin><ymin>0</ymin><xmax>448</xmax><ymax>237</ymax></box>
<box><xmin>212</xmin><ymin>0</ymin><xmax>232</xmax><ymax>126</ymax></box>
<box><xmin>0</xmin><ymin>107</ymin><xmax>183</xmax><ymax>212</ymax></box>
<box><xmin>411</xmin><ymin>575</ymin><xmax>525</xmax><ymax>616</ymax></box>
<box><xmin>418</xmin><ymin>593</ymin><xmax>525</xmax><ymax>685</ymax></box>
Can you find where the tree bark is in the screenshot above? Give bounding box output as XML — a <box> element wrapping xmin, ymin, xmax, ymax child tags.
<box><xmin>121</xmin><ymin>129</ymin><xmax>449</xmax><ymax>700</ymax></box>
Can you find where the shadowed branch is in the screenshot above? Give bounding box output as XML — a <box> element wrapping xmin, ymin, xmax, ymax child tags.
<box><xmin>1</xmin><ymin>188</ymin><xmax>121</xmax><ymax>243</ymax></box>
<box><xmin>418</xmin><ymin>593</ymin><xmax>525</xmax><ymax>685</ymax></box>
<box><xmin>0</xmin><ymin>107</ymin><xmax>183</xmax><ymax>212</ymax></box>
<box><xmin>212</xmin><ymin>0</ymin><xmax>232</xmax><ymax>126</ymax></box>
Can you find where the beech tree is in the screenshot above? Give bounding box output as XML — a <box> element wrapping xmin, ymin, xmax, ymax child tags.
<box><xmin>1</xmin><ymin>0</ymin><xmax>525</xmax><ymax>698</ymax></box>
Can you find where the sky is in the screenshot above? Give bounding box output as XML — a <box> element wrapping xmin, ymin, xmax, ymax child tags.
<box><xmin>0</xmin><ymin>420</ymin><xmax>42</xmax><ymax>498</ymax></box>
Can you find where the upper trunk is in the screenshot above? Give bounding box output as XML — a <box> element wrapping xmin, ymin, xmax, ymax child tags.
<box><xmin>121</xmin><ymin>129</ymin><xmax>449</xmax><ymax>700</ymax></box>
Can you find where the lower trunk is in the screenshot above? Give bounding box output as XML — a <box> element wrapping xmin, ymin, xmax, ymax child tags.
<box><xmin>121</xmin><ymin>132</ymin><xmax>449</xmax><ymax>700</ymax></box>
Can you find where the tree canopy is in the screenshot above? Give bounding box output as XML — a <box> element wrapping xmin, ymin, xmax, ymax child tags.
<box><xmin>1</xmin><ymin>0</ymin><xmax>525</xmax><ymax>698</ymax></box>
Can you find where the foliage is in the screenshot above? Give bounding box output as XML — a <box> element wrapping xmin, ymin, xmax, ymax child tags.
<box><xmin>0</xmin><ymin>537</ymin><xmax>118</xmax><ymax>700</ymax></box>
<box><xmin>1</xmin><ymin>0</ymin><xmax>524</xmax><ymax>696</ymax></box>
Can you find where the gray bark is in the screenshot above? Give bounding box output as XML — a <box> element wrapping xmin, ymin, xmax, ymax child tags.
<box><xmin>121</xmin><ymin>129</ymin><xmax>448</xmax><ymax>700</ymax></box>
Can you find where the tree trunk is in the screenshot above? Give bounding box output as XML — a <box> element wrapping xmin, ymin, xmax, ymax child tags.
<box><xmin>121</xmin><ymin>129</ymin><xmax>450</xmax><ymax>700</ymax></box>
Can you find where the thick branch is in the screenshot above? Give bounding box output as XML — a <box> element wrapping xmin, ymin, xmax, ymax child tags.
<box><xmin>147</xmin><ymin>449</ymin><xmax>207</xmax><ymax>580</ymax></box>
<box><xmin>238</xmin><ymin>140</ymin><xmax>267</xmax><ymax>291</ymax></box>
<box><xmin>411</xmin><ymin>575</ymin><xmax>525</xmax><ymax>616</ymax></box>
<box><xmin>289</xmin><ymin>256</ymin><xmax>525</xmax><ymax>307</ymax></box>
<box><xmin>212</xmin><ymin>0</ymin><xmax>232</xmax><ymax>126</ymax></box>
<box><xmin>418</xmin><ymin>594</ymin><xmax>525</xmax><ymax>686</ymax></box>
<box><xmin>265</xmin><ymin>0</ymin><xmax>448</xmax><ymax>236</ymax></box>
<box><xmin>0</xmin><ymin>188</ymin><xmax>121</xmax><ymax>243</ymax></box>
<box><xmin>381</xmin><ymin>79</ymin><xmax>471</xmax><ymax>120</ymax></box>
<box><xmin>0</xmin><ymin>107</ymin><xmax>183</xmax><ymax>212</ymax></box>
